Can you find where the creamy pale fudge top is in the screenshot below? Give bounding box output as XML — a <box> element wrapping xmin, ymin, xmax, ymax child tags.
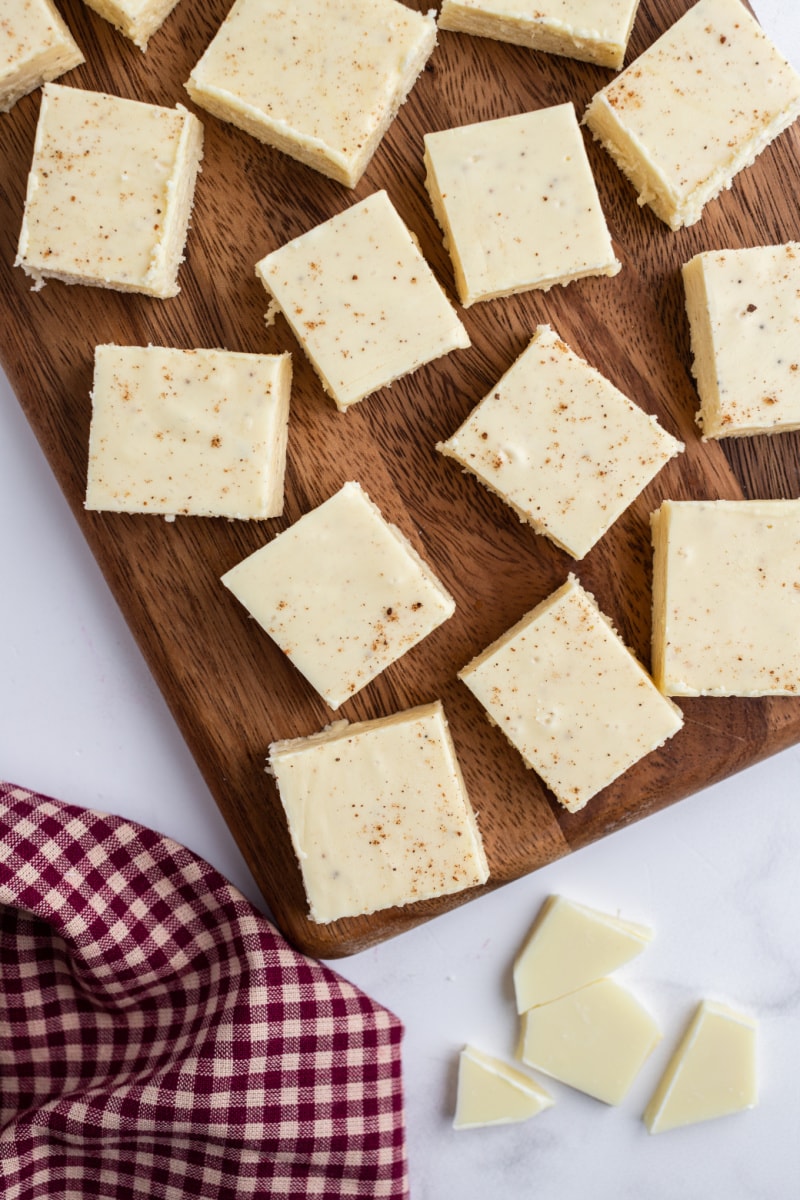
<box><xmin>459</xmin><ymin>575</ymin><xmax>683</xmax><ymax>812</ymax></box>
<box><xmin>513</xmin><ymin>894</ymin><xmax>653</xmax><ymax>1014</ymax></box>
<box><xmin>644</xmin><ymin>1000</ymin><xmax>758</xmax><ymax>1134</ymax></box>
<box><xmin>453</xmin><ymin>1047</ymin><xmax>553</xmax><ymax>1130</ymax></box>
<box><xmin>221</xmin><ymin>481</ymin><xmax>455</xmax><ymax>709</ymax></box>
<box><xmin>424</xmin><ymin>104</ymin><xmax>619</xmax><ymax>306</ymax></box>
<box><xmin>81</xmin><ymin>0</ymin><xmax>183</xmax><ymax>51</ymax></box>
<box><xmin>584</xmin><ymin>0</ymin><xmax>800</xmax><ymax>230</ymax></box>
<box><xmin>651</xmin><ymin>498</ymin><xmax>800</xmax><ymax>697</ymax></box>
<box><xmin>520</xmin><ymin>977</ymin><xmax>661</xmax><ymax>1105</ymax></box>
<box><xmin>439</xmin><ymin>0</ymin><xmax>641</xmax><ymax>69</ymax></box>
<box><xmin>186</xmin><ymin>0</ymin><xmax>436</xmax><ymax>188</ymax></box>
<box><xmin>16</xmin><ymin>83</ymin><xmax>203</xmax><ymax>297</ymax></box>
<box><xmin>0</xmin><ymin>0</ymin><xmax>83</xmax><ymax>113</ymax></box>
<box><xmin>86</xmin><ymin>345</ymin><xmax>292</xmax><ymax>520</ymax></box>
<box><xmin>268</xmin><ymin>701</ymin><xmax>489</xmax><ymax>923</ymax></box>
<box><xmin>683</xmin><ymin>243</ymin><xmax>800</xmax><ymax>439</ymax></box>
<box><xmin>256</xmin><ymin>190</ymin><xmax>469</xmax><ymax>411</ymax></box>
<box><xmin>438</xmin><ymin>324</ymin><xmax>682</xmax><ymax>559</ymax></box>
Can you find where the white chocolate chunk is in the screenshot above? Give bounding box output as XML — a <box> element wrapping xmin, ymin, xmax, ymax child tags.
<box><xmin>584</xmin><ymin>0</ymin><xmax>800</xmax><ymax>230</ymax></box>
<box><xmin>439</xmin><ymin>0</ymin><xmax>641</xmax><ymax>69</ymax></box>
<box><xmin>424</xmin><ymin>104</ymin><xmax>619</xmax><ymax>307</ymax></box>
<box><xmin>16</xmin><ymin>83</ymin><xmax>203</xmax><ymax>298</ymax></box>
<box><xmin>80</xmin><ymin>0</ymin><xmax>183</xmax><ymax>50</ymax></box>
<box><xmin>520</xmin><ymin>978</ymin><xmax>661</xmax><ymax>1105</ymax></box>
<box><xmin>222</xmin><ymin>481</ymin><xmax>455</xmax><ymax>709</ymax></box>
<box><xmin>651</xmin><ymin>498</ymin><xmax>800</xmax><ymax>696</ymax></box>
<box><xmin>453</xmin><ymin>1046</ymin><xmax>553</xmax><ymax>1129</ymax></box>
<box><xmin>459</xmin><ymin>575</ymin><xmax>683</xmax><ymax>812</ymax></box>
<box><xmin>438</xmin><ymin>324</ymin><xmax>682</xmax><ymax>558</ymax></box>
<box><xmin>268</xmin><ymin>701</ymin><xmax>489</xmax><ymax>923</ymax></box>
<box><xmin>683</xmin><ymin>243</ymin><xmax>800</xmax><ymax>438</ymax></box>
<box><xmin>186</xmin><ymin>0</ymin><xmax>436</xmax><ymax>187</ymax></box>
<box><xmin>514</xmin><ymin>894</ymin><xmax>653</xmax><ymax>1014</ymax></box>
<box><xmin>644</xmin><ymin>1000</ymin><xmax>758</xmax><ymax>1134</ymax></box>
<box><xmin>85</xmin><ymin>345</ymin><xmax>292</xmax><ymax>520</ymax></box>
<box><xmin>256</xmin><ymin>190</ymin><xmax>469</xmax><ymax>411</ymax></box>
<box><xmin>0</xmin><ymin>0</ymin><xmax>83</xmax><ymax>112</ymax></box>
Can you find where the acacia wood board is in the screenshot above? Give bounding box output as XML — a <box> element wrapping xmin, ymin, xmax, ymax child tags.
<box><xmin>2</xmin><ymin>0</ymin><xmax>800</xmax><ymax>957</ymax></box>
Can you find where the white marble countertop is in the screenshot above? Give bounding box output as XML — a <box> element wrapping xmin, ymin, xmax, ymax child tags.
<box><xmin>1</xmin><ymin>4</ymin><xmax>799</xmax><ymax>1197</ymax></box>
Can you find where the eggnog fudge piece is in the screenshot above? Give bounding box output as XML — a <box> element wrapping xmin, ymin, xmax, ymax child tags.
<box><xmin>683</xmin><ymin>243</ymin><xmax>800</xmax><ymax>438</ymax></box>
<box><xmin>583</xmin><ymin>0</ymin><xmax>800</xmax><ymax>230</ymax></box>
<box><xmin>222</xmin><ymin>481</ymin><xmax>455</xmax><ymax>709</ymax></box>
<box><xmin>519</xmin><ymin>978</ymin><xmax>661</xmax><ymax>1104</ymax></box>
<box><xmin>186</xmin><ymin>0</ymin><xmax>436</xmax><ymax>187</ymax></box>
<box><xmin>256</xmin><ymin>191</ymin><xmax>469</xmax><ymax>411</ymax></box>
<box><xmin>644</xmin><ymin>1000</ymin><xmax>758</xmax><ymax>1133</ymax></box>
<box><xmin>459</xmin><ymin>575</ymin><xmax>683</xmax><ymax>812</ymax></box>
<box><xmin>0</xmin><ymin>0</ymin><xmax>83</xmax><ymax>112</ymax></box>
<box><xmin>16</xmin><ymin>83</ymin><xmax>203</xmax><ymax>297</ymax></box>
<box><xmin>513</xmin><ymin>894</ymin><xmax>653</xmax><ymax>1014</ymax></box>
<box><xmin>268</xmin><ymin>701</ymin><xmax>489</xmax><ymax>923</ymax></box>
<box><xmin>424</xmin><ymin>104</ymin><xmax>619</xmax><ymax>306</ymax></box>
<box><xmin>80</xmin><ymin>0</ymin><xmax>182</xmax><ymax>50</ymax></box>
<box><xmin>651</xmin><ymin>498</ymin><xmax>800</xmax><ymax>696</ymax></box>
<box><xmin>438</xmin><ymin>325</ymin><xmax>682</xmax><ymax>558</ymax></box>
<box><xmin>439</xmin><ymin>0</ymin><xmax>641</xmax><ymax>69</ymax></box>
<box><xmin>453</xmin><ymin>1046</ymin><xmax>553</xmax><ymax>1129</ymax></box>
<box><xmin>86</xmin><ymin>345</ymin><xmax>292</xmax><ymax>519</ymax></box>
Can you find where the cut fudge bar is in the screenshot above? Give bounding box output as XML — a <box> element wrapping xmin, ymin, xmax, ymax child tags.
<box><xmin>86</xmin><ymin>345</ymin><xmax>292</xmax><ymax>519</ymax></box>
<box><xmin>584</xmin><ymin>0</ymin><xmax>800</xmax><ymax>230</ymax></box>
<box><xmin>268</xmin><ymin>701</ymin><xmax>489</xmax><ymax>923</ymax></box>
<box><xmin>16</xmin><ymin>83</ymin><xmax>203</xmax><ymax>297</ymax></box>
<box><xmin>0</xmin><ymin>0</ymin><xmax>83</xmax><ymax>112</ymax></box>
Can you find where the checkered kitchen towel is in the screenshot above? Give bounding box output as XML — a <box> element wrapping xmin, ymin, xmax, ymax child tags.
<box><xmin>0</xmin><ymin>782</ymin><xmax>409</xmax><ymax>1199</ymax></box>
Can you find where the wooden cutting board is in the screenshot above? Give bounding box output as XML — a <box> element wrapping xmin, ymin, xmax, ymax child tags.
<box><xmin>2</xmin><ymin>0</ymin><xmax>800</xmax><ymax>958</ymax></box>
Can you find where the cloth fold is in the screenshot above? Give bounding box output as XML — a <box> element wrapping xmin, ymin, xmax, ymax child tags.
<box><xmin>0</xmin><ymin>782</ymin><xmax>409</xmax><ymax>1200</ymax></box>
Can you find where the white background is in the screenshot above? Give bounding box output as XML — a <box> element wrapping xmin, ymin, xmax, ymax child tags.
<box><xmin>1</xmin><ymin>4</ymin><xmax>799</xmax><ymax>1197</ymax></box>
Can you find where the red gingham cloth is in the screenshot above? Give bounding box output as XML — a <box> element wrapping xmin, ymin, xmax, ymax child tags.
<box><xmin>0</xmin><ymin>782</ymin><xmax>409</xmax><ymax>1200</ymax></box>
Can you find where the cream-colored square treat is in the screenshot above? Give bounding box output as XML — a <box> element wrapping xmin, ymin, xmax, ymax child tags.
<box><xmin>424</xmin><ymin>104</ymin><xmax>619</xmax><ymax>306</ymax></box>
<box><xmin>683</xmin><ymin>243</ymin><xmax>800</xmax><ymax>438</ymax></box>
<box><xmin>268</xmin><ymin>701</ymin><xmax>489</xmax><ymax>923</ymax></box>
<box><xmin>86</xmin><ymin>345</ymin><xmax>292</xmax><ymax>519</ymax></box>
<box><xmin>80</xmin><ymin>0</ymin><xmax>182</xmax><ymax>50</ymax></box>
<box><xmin>186</xmin><ymin>0</ymin><xmax>436</xmax><ymax>187</ymax></box>
<box><xmin>256</xmin><ymin>190</ymin><xmax>469</xmax><ymax>412</ymax></box>
<box><xmin>439</xmin><ymin>0</ymin><xmax>641</xmax><ymax>69</ymax></box>
<box><xmin>438</xmin><ymin>325</ymin><xmax>682</xmax><ymax>558</ymax></box>
<box><xmin>584</xmin><ymin>0</ymin><xmax>800</xmax><ymax>231</ymax></box>
<box><xmin>459</xmin><ymin>575</ymin><xmax>683</xmax><ymax>811</ymax></box>
<box><xmin>0</xmin><ymin>0</ymin><xmax>83</xmax><ymax>112</ymax></box>
<box><xmin>16</xmin><ymin>83</ymin><xmax>203</xmax><ymax>297</ymax></box>
<box><xmin>222</xmin><ymin>481</ymin><xmax>455</xmax><ymax>709</ymax></box>
<box><xmin>651</xmin><ymin>499</ymin><xmax>800</xmax><ymax>696</ymax></box>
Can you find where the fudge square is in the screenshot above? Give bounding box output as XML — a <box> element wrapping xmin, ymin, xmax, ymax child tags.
<box><xmin>256</xmin><ymin>190</ymin><xmax>469</xmax><ymax>412</ymax></box>
<box><xmin>221</xmin><ymin>481</ymin><xmax>456</xmax><ymax>709</ymax></box>
<box><xmin>583</xmin><ymin>0</ymin><xmax>800</xmax><ymax>231</ymax></box>
<box><xmin>651</xmin><ymin>498</ymin><xmax>800</xmax><ymax>696</ymax></box>
<box><xmin>437</xmin><ymin>324</ymin><xmax>683</xmax><ymax>559</ymax></box>
<box><xmin>438</xmin><ymin>0</ymin><xmax>642</xmax><ymax>70</ymax></box>
<box><xmin>459</xmin><ymin>575</ymin><xmax>683</xmax><ymax>811</ymax></box>
<box><xmin>16</xmin><ymin>83</ymin><xmax>203</xmax><ymax>297</ymax></box>
<box><xmin>683</xmin><ymin>243</ymin><xmax>800</xmax><ymax>439</ymax></box>
<box><xmin>85</xmin><ymin>345</ymin><xmax>292</xmax><ymax>519</ymax></box>
<box><xmin>424</xmin><ymin>104</ymin><xmax>619</xmax><ymax>307</ymax></box>
<box><xmin>268</xmin><ymin>701</ymin><xmax>489</xmax><ymax>923</ymax></box>
<box><xmin>0</xmin><ymin>0</ymin><xmax>83</xmax><ymax>113</ymax></box>
<box><xmin>186</xmin><ymin>0</ymin><xmax>436</xmax><ymax>187</ymax></box>
<box><xmin>80</xmin><ymin>0</ymin><xmax>183</xmax><ymax>51</ymax></box>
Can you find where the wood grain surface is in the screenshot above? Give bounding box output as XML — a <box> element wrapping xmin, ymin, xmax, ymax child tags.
<box><xmin>2</xmin><ymin>0</ymin><xmax>800</xmax><ymax>957</ymax></box>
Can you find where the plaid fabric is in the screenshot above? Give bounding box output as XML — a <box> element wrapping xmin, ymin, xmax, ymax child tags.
<box><xmin>0</xmin><ymin>782</ymin><xmax>409</xmax><ymax>1200</ymax></box>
